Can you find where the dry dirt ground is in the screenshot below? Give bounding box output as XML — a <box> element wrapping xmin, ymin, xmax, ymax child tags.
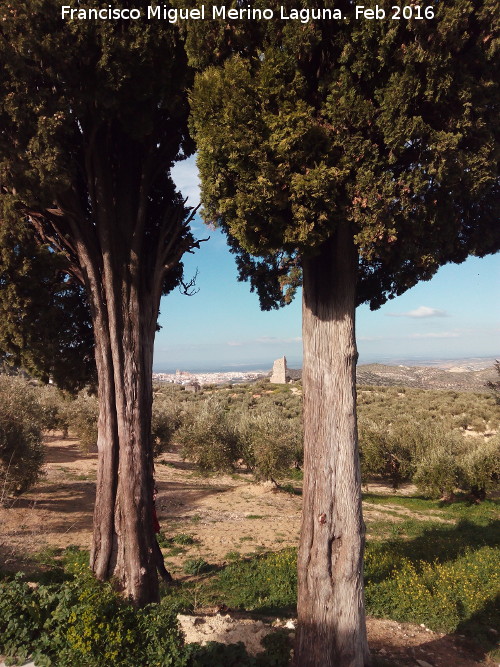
<box><xmin>0</xmin><ymin>434</ymin><xmax>498</xmax><ymax>667</ymax></box>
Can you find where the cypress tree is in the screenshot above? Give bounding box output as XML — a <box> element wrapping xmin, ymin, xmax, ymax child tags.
<box><xmin>0</xmin><ymin>1</ymin><xmax>198</xmax><ymax>604</ymax></box>
<box><xmin>186</xmin><ymin>1</ymin><xmax>499</xmax><ymax>663</ymax></box>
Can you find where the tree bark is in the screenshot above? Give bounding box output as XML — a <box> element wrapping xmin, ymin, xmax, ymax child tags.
<box><xmin>294</xmin><ymin>223</ymin><xmax>370</xmax><ymax>667</ymax></box>
<box><xmin>88</xmin><ymin>270</ymin><xmax>160</xmax><ymax>605</ymax></box>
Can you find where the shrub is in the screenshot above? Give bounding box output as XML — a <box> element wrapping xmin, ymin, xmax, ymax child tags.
<box><xmin>177</xmin><ymin>399</ymin><xmax>239</xmax><ymax>473</ymax></box>
<box><xmin>63</xmin><ymin>385</ymin><xmax>185</xmax><ymax>455</ymax></box>
<box><xmin>0</xmin><ymin>566</ymin><xmax>187</xmax><ymax>667</ymax></box>
<box><xmin>185</xmin><ymin>641</ymin><xmax>255</xmax><ymax>667</ymax></box>
<box><xmin>0</xmin><ymin>573</ymin><xmax>51</xmax><ymax>665</ymax></box>
<box><xmin>183</xmin><ymin>558</ymin><xmax>211</xmax><ymax>576</ymax></box>
<box><xmin>457</xmin><ymin>437</ymin><xmax>500</xmax><ymax>500</ymax></box>
<box><xmin>358</xmin><ymin>420</ymin><xmax>419</xmax><ymax>489</ymax></box>
<box><xmin>173</xmin><ymin>534</ymin><xmax>197</xmax><ymax>546</ymax></box>
<box><xmin>152</xmin><ymin>394</ymin><xmax>184</xmax><ymax>457</ymax></box>
<box><xmin>359</xmin><ymin>419</ymin><xmax>466</xmax><ymax>493</ymax></box>
<box><xmin>34</xmin><ymin>384</ymin><xmax>70</xmax><ymax>434</ymax></box>
<box><xmin>184</xmin><ymin>632</ymin><xmax>293</xmax><ymax>667</ymax></box>
<box><xmin>238</xmin><ymin>409</ymin><xmax>302</xmax><ymax>482</ymax></box>
<box><xmin>413</xmin><ymin>446</ymin><xmax>460</xmax><ymax>499</ymax></box>
<box><xmin>485</xmin><ymin>360</ymin><xmax>500</xmax><ymax>405</ymax></box>
<box><xmin>0</xmin><ymin>375</ymin><xmax>44</xmax><ymax>498</ymax></box>
<box><xmin>64</xmin><ymin>391</ymin><xmax>98</xmax><ymax>451</ymax></box>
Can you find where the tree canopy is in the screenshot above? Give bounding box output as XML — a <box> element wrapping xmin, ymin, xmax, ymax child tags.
<box><xmin>0</xmin><ymin>220</ymin><xmax>95</xmax><ymax>392</ymax></box>
<box><xmin>189</xmin><ymin>0</ymin><xmax>499</xmax><ymax>307</ymax></box>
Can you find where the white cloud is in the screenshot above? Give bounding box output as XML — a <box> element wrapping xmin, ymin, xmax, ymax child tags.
<box><xmin>408</xmin><ymin>332</ymin><xmax>460</xmax><ymax>339</ymax></box>
<box><xmin>387</xmin><ymin>305</ymin><xmax>448</xmax><ymax>318</ymax></box>
<box><xmin>171</xmin><ymin>155</ymin><xmax>200</xmax><ymax>207</ymax></box>
<box><xmin>225</xmin><ymin>336</ymin><xmax>302</xmax><ymax>347</ymax></box>
<box><xmin>256</xmin><ymin>336</ymin><xmax>302</xmax><ymax>344</ymax></box>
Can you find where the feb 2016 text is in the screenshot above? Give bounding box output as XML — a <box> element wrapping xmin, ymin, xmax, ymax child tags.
<box><xmin>60</xmin><ymin>5</ymin><xmax>436</xmax><ymax>23</ymax></box>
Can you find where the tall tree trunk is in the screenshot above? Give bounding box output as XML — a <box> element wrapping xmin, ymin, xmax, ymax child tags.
<box><xmin>88</xmin><ymin>263</ymin><xmax>160</xmax><ymax>605</ymax></box>
<box><xmin>22</xmin><ymin>121</ymin><xmax>196</xmax><ymax>607</ymax></box>
<box><xmin>294</xmin><ymin>223</ymin><xmax>370</xmax><ymax>667</ymax></box>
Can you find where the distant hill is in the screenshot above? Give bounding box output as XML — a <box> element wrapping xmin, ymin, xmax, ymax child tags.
<box><xmin>356</xmin><ymin>363</ymin><xmax>498</xmax><ymax>391</ymax></box>
<box><xmin>284</xmin><ymin>362</ymin><xmax>498</xmax><ymax>392</ymax></box>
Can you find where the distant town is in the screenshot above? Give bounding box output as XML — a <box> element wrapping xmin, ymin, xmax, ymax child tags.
<box><xmin>152</xmin><ymin>356</ymin><xmax>497</xmax><ymax>390</ymax></box>
<box><xmin>153</xmin><ymin>369</ymin><xmax>268</xmax><ymax>386</ymax></box>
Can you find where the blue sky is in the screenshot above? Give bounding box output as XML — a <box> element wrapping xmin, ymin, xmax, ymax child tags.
<box><xmin>153</xmin><ymin>157</ymin><xmax>499</xmax><ymax>372</ymax></box>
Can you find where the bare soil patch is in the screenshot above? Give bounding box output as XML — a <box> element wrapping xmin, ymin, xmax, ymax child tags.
<box><xmin>0</xmin><ymin>434</ymin><xmax>497</xmax><ymax>666</ymax></box>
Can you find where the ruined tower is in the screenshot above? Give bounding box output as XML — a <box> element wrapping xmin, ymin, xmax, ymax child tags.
<box><xmin>270</xmin><ymin>356</ymin><xmax>290</xmax><ymax>384</ymax></box>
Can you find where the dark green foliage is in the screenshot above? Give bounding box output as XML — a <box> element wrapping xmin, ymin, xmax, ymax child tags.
<box><xmin>183</xmin><ymin>558</ymin><xmax>212</xmax><ymax>575</ymax></box>
<box><xmin>187</xmin><ymin>0</ymin><xmax>499</xmax><ymax>310</ymax></box>
<box><xmin>0</xmin><ymin>222</ymin><xmax>95</xmax><ymax>393</ymax></box>
<box><xmin>0</xmin><ymin>375</ymin><xmax>43</xmax><ymax>497</ymax></box>
<box><xmin>0</xmin><ymin>566</ymin><xmax>187</xmax><ymax>667</ymax></box>
<box><xmin>257</xmin><ymin>631</ymin><xmax>293</xmax><ymax>667</ymax></box>
<box><xmin>185</xmin><ymin>633</ymin><xmax>292</xmax><ymax>667</ymax></box>
<box><xmin>0</xmin><ymin>574</ymin><xmax>48</xmax><ymax>665</ymax></box>
<box><xmin>0</xmin><ymin>566</ymin><xmax>294</xmax><ymax>666</ymax></box>
<box><xmin>185</xmin><ymin>641</ymin><xmax>256</xmax><ymax>667</ymax></box>
<box><xmin>0</xmin><ymin>0</ymin><xmax>198</xmax><ymax>472</ymax></box>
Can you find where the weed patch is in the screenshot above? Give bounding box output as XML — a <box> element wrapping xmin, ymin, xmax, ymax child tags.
<box><xmin>366</xmin><ymin>547</ymin><xmax>499</xmax><ymax>633</ymax></box>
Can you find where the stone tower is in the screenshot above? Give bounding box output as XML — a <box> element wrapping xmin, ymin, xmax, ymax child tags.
<box><xmin>270</xmin><ymin>356</ymin><xmax>289</xmax><ymax>384</ymax></box>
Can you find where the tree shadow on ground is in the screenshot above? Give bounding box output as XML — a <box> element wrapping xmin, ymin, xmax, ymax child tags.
<box><xmin>455</xmin><ymin>596</ymin><xmax>500</xmax><ymax>656</ymax></box>
<box><xmin>366</xmin><ymin>518</ymin><xmax>500</xmax><ymax>584</ymax></box>
<box><xmin>43</xmin><ymin>436</ymin><xmax>97</xmax><ymax>464</ymax></box>
<box><xmin>368</xmin><ymin>625</ymin><xmax>493</xmax><ymax>667</ymax></box>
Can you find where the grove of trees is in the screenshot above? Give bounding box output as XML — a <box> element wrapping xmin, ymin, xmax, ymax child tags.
<box><xmin>0</xmin><ymin>1</ymin><xmax>498</xmax><ymax>665</ymax></box>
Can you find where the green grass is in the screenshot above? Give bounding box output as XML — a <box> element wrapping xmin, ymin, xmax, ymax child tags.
<box><xmin>172</xmin><ymin>533</ymin><xmax>198</xmax><ymax>545</ymax></box>
<box><xmin>6</xmin><ymin>493</ymin><xmax>498</xmax><ymax>659</ymax></box>
<box><xmin>159</xmin><ymin>496</ymin><xmax>499</xmax><ymax>652</ymax></box>
<box><xmin>363</xmin><ymin>493</ymin><xmax>499</xmax><ymax>520</ymax></box>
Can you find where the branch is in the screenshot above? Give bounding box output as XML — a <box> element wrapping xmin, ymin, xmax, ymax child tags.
<box><xmin>179</xmin><ymin>269</ymin><xmax>199</xmax><ymax>296</ymax></box>
<box><xmin>27</xmin><ymin>209</ymin><xmax>84</xmax><ymax>284</ymax></box>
